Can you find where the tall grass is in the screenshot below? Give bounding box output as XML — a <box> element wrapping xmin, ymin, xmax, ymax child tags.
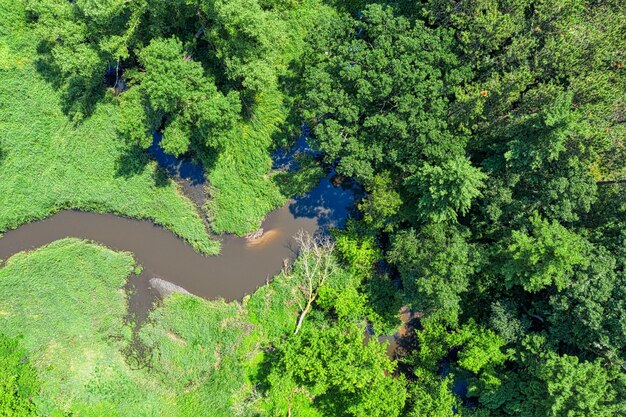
<box><xmin>0</xmin><ymin>239</ymin><xmax>165</xmax><ymax>415</ymax></box>
<box><xmin>140</xmin><ymin>295</ymin><xmax>249</xmax><ymax>416</ymax></box>
<box><xmin>0</xmin><ymin>239</ymin><xmax>254</xmax><ymax>416</ymax></box>
<box><xmin>0</xmin><ymin>0</ymin><xmax>218</xmax><ymax>254</ymax></box>
<box><xmin>205</xmin><ymin>88</ymin><xmax>289</xmax><ymax>235</ymax></box>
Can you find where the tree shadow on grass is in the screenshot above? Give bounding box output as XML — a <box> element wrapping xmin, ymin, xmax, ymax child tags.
<box><xmin>249</xmin><ymin>344</ymin><xmax>281</xmax><ymax>394</ymax></box>
<box><xmin>115</xmin><ymin>144</ymin><xmax>150</xmax><ymax>179</ymax></box>
<box><xmin>115</xmin><ymin>140</ymin><xmax>183</xmax><ymax>189</ymax></box>
<box><xmin>151</xmin><ymin>167</ymin><xmax>171</xmax><ymax>188</ymax></box>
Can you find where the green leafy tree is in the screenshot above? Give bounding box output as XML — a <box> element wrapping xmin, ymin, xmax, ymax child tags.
<box><xmin>25</xmin><ymin>0</ymin><xmax>144</xmax><ymax>118</ymax></box>
<box><xmin>546</xmin><ymin>247</ymin><xmax>626</xmax><ymax>363</ymax></box>
<box><xmin>502</xmin><ymin>214</ymin><xmax>590</xmax><ymax>292</ymax></box>
<box><xmin>199</xmin><ymin>0</ymin><xmax>287</xmax><ymax>93</ymax></box>
<box><xmin>405</xmin><ymin>156</ymin><xmax>486</xmax><ymax>224</ymax></box>
<box><xmin>263</xmin><ymin>323</ymin><xmax>406</xmax><ymax>417</ymax></box>
<box><xmin>301</xmin><ymin>4</ymin><xmax>469</xmax><ymax>184</ymax></box>
<box><xmin>479</xmin><ymin>336</ymin><xmax>626</xmax><ymax>417</ymax></box>
<box><xmin>118</xmin><ymin>37</ymin><xmax>241</xmax><ymax>156</ymax></box>
<box><xmin>358</xmin><ymin>173</ymin><xmax>402</xmax><ymax>231</ymax></box>
<box><xmin>332</xmin><ymin>219</ymin><xmax>382</xmax><ymax>279</ymax></box>
<box><xmin>405</xmin><ymin>368</ymin><xmax>458</xmax><ymax>417</ymax></box>
<box><xmin>389</xmin><ymin>224</ymin><xmax>474</xmax><ymax>324</ymax></box>
<box><xmin>0</xmin><ymin>334</ymin><xmax>39</xmax><ymax>416</ymax></box>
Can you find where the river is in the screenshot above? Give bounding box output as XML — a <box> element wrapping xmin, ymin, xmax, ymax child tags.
<box><xmin>0</xmin><ymin>136</ymin><xmax>358</xmax><ymax>321</ymax></box>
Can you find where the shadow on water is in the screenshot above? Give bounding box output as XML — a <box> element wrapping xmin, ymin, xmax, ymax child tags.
<box><xmin>148</xmin><ymin>133</ymin><xmax>206</xmax><ymax>186</ymax></box>
<box><xmin>274</xmin><ymin>125</ymin><xmax>363</xmax><ymax>232</ymax></box>
<box><xmin>115</xmin><ymin>134</ymin><xmax>206</xmax><ymax>205</ymax></box>
<box><xmin>439</xmin><ymin>353</ymin><xmax>478</xmax><ymax>408</ymax></box>
<box><xmin>272</xmin><ymin>126</ymin><xmax>316</xmax><ymax>170</ymax></box>
<box><xmin>289</xmin><ymin>176</ymin><xmax>359</xmax><ymax>231</ymax></box>
<box><xmin>146</xmin><ymin>133</ymin><xmax>207</xmax><ymax>206</ymax></box>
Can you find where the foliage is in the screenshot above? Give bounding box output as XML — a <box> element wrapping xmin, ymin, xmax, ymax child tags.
<box><xmin>404</xmin><ymin>368</ymin><xmax>458</xmax><ymax>417</ymax></box>
<box><xmin>262</xmin><ymin>323</ymin><xmax>406</xmax><ymax>417</ymax></box>
<box><xmin>0</xmin><ymin>239</ymin><xmax>148</xmax><ymax>415</ymax></box>
<box><xmin>405</xmin><ymin>156</ymin><xmax>486</xmax><ymax>224</ymax></box>
<box><xmin>358</xmin><ymin>173</ymin><xmax>402</xmax><ymax>231</ymax></box>
<box><xmin>332</xmin><ymin>219</ymin><xmax>382</xmax><ymax>279</ymax></box>
<box><xmin>388</xmin><ymin>224</ymin><xmax>474</xmax><ymax>324</ymax></box>
<box><xmin>301</xmin><ymin>4</ymin><xmax>467</xmax><ymax>186</ymax></box>
<box><xmin>272</xmin><ymin>154</ymin><xmax>326</xmax><ymax>199</ymax></box>
<box><xmin>0</xmin><ymin>334</ymin><xmax>39</xmax><ymax>416</ymax></box>
<box><xmin>478</xmin><ymin>336</ymin><xmax>626</xmax><ymax>417</ymax></box>
<box><xmin>4</xmin><ymin>0</ymin><xmax>626</xmax><ymax>416</ymax></box>
<box><xmin>502</xmin><ymin>214</ymin><xmax>590</xmax><ymax>292</ymax></box>
<box><xmin>139</xmin><ymin>294</ymin><xmax>248</xmax><ymax>416</ymax></box>
<box><xmin>24</xmin><ymin>0</ymin><xmax>337</xmax><ymax>235</ymax></box>
<box><xmin>204</xmin><ymin>88</ymin><xmax>289</xmax><ymax>235</ymax></box>
<box><xmin>119</xmin><ymin>37</ymin><xmax>240</xmax><ymax>156</ymax></box>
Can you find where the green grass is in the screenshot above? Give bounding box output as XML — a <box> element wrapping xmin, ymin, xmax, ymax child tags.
<box><xmin>140</xmin><ymin>295</ymin><xmax>250</xmax><ymax>416</ymax></box>
<box><xmin>0</xmin><ymin>239</ymin><xmax>156</xmax><ymax>415</ymax></box>
<box><xmin>0</xmin><ymin>1</ymin><xmax>218</xmax><ymax>254</ymax></box>
<box><xmin>205</xmin><ymin>88</ymin><xmax>289</xmax><ymax>235</ymax></box>
<box><xmin>0</xmin><ymin>239</ymin><xmax>254</xmax><ymax>416</ymax></box>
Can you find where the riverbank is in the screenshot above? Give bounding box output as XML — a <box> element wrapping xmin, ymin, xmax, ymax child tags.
<box><xmin>0</xmin><ymin>238</ymin><xmax>248</xmax><ymax>416</ymax></box>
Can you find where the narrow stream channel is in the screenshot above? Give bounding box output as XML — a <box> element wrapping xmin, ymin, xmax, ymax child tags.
<box><xmin>1</xmin><ymin>183</ymin><xmax>357</xmax><ymax>316</ymax></box>
<box><xmin>0</xmin><ymin>133</ymin><xmax>358</xmax><ymax>323</ymax></box>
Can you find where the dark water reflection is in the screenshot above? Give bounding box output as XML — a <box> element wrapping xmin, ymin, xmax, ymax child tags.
<box><xmin>289</xmin><ymin>175</ymin><xmax>359</xmax><ymax>230</ymax></box>
<box><xmin>148</xmin><ymin>133</ymin><xmax>205</xmax><ymax>186</ymax></box>
<box><xmin>276</xmin><ymin>126</ymin><xmax>361</xmax><ymax>231</ymax></box>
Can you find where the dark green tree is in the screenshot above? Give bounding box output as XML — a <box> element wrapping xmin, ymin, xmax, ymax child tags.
<box><xmin>478</xmin><ymin>336</ymin><xmax>626</xmax><ymax>417</ymax></box>
<box><xmin>388</xmin><ymin>223</ymin><xmax>475</xmax><ymax>324</ymax></box>
<box><xmin>118</xmin><ymin>37</ymin><xmax>240</xmax><ymax>156</ymax></box>
<box><xmin>501</xmin><ymin>213</ymin><xmax>590</xmax><ymax>292</ymax></box>
<box><xmin>301</xmin><ymin>4</ymin><xmax>469</xmax><ymax>185</ymax></box>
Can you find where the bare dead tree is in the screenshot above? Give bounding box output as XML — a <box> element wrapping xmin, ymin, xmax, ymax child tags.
<box><xmin>293</xmin><ymin>230</ymin><xmax>336</xmax><ymax>335</ymax></box>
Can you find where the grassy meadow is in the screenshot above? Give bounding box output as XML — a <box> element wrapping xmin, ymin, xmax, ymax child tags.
<box><xmin>0</xmin><ymin>239</ymin><xmax>253</xmax><ymax>415</ymax></box>
<box><xmin>0</xmin><ymin>1</ymin><xmax>218</xmax><ymax>254</ymax></box>
<box><xmin>0</xmin><ymin>237</ymin><xmax>307</xmax><ymax>416</ymax></box>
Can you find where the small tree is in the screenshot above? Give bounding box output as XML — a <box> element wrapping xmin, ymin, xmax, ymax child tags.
<box><xmin>292</xmin><ymin>230</ymin><xmax>336</xmax><ymax>334</ymax></box>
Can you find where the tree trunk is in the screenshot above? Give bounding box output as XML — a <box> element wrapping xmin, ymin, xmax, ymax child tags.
<box><xmin>294</xmin><ymin>301</ymin><xmax>312</xmax><ymax>335</ymax></box>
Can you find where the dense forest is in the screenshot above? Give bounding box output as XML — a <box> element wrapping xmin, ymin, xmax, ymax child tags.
<box><xmin>1</xmin><ymin>0</ymin><xmax>626</xmax><ymax>416</ymax></box>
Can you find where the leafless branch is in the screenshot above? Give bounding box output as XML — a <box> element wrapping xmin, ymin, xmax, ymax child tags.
<box><xmin>292</xmin><ymin>230</ymin><xmax>336</xmax><ymax>334</ymax></box>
